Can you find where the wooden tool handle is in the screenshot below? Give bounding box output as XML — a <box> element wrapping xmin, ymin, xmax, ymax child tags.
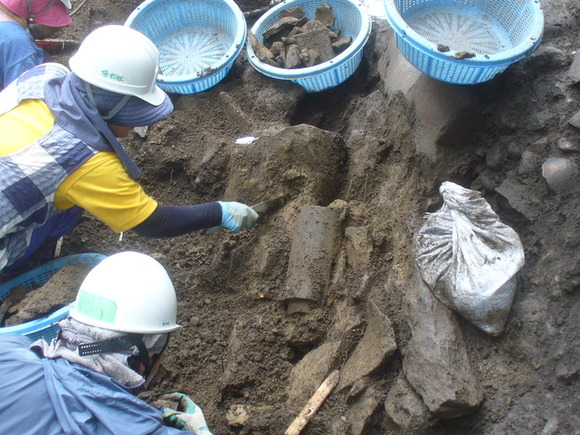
<box><xmin>284</xmin><ymin>370</ymin><xmax>340</xmax><ymax>435</ymax></box>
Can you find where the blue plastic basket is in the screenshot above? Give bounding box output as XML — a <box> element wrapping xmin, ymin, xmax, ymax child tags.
<box><xmin>247</xmin><ymin>0</ymin><xmax>372</xmax><ymax>93</ymax></box>
<box><xmin>384</xmin><ymin>0</ymin><xmax>544</xmax><ymax>84</ymax></box>
<box><xmin>0</xmin><ymin>253</ymin><xmax>106</xmax><ymax>342</ymax></box>
<box><xmin>125</xmin><ymin>0</ymin><xmax>247</xmax><ymax>94</ymax></box>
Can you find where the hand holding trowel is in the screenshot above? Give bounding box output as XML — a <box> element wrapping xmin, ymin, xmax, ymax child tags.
<box><xmin>205</xmin><ymin>196</ymin><xmax>285</xmax><ymax>235</ymax></box>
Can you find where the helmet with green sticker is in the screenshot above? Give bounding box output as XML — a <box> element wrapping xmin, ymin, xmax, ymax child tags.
<box><xmin>69</xmin><ymin>251</ymin><xmax>180</xmax><ymax>333</ymax></box>
<box><xmin>69</xmin><ymin>24</ymin><xmax>166</xmax><ymax>106</ymax></box>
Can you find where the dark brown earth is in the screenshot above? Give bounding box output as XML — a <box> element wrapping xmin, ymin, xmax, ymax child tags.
<box><xmin>4</xmin><ymin>263</ymin><xmax>91</xmax><ymax>325</ymax></box>
<box><xmin>25</xmin><ymin>0</ymin><xmax>580</xmax><ymax>434</ymax></box>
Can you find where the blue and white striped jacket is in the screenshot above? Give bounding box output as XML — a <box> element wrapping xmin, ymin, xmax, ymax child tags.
<box><xmin>0</xmin><ymin>64</ymin><xmax>101</xmax><ymax>272</ymax></box>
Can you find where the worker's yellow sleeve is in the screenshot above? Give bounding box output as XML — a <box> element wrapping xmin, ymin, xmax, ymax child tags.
<box><xmin>55</xmin><ymin>152</ymin><xmax>158</xmax><ymax>233</ymax></box>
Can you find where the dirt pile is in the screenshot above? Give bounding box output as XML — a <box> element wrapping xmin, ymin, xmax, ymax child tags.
<box><xmin>33</xmin><ymin>0</ymin><xmax>580</xmax><ymax>433</ymax></box>
<box><xmin>3</xmin><ymin>264</ymin><xmax>91</xmax><ymax>326</ymax></box>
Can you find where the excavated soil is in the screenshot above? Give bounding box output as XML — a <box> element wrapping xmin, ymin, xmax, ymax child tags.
<box><xmin>30</xmin><ymin>0</ymin><xmax>580</xmax><ymax>434</ymax></box>
<box><xmin>3</xmin><ymin>263</ymin><xmax>91</xmax><ymax>326</ymax></box>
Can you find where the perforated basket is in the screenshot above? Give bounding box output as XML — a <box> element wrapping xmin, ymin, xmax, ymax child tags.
<box><xmin>247</xmin><ymin>0</ymin><xmax>372</xmax><ymax>92</ymax></box>
<box><xmin>384</xmin><ymin>0</ymin><xmax>544</xmax><ymax>84</ymax></box>
<box><xmin>125</xmin><ymin>0</ymin><xmax>246</xmax><ymax>94</ymax></box>
<box><xmin>0</xmin><ymin>253</ymin><xmax>106</xmax><ymax>342</ymax></box>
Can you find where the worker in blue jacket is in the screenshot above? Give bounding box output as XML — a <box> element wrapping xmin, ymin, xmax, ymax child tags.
<box><xmin>0</xmin><ymin>251</ymin><xmax>212</xmax><ymax>434</ymax></box>
<box><xmin>0</xmin><ymin>0</ymin><xmax>73</xmax><ymax>90</ymax></box>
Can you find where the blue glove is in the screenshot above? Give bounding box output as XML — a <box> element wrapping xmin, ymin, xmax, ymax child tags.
<box><xmin>162</xmin><ymin>392</ymin><xmax>212</xmax><ymax>434</ymax></box>
<box><xmin>218</xmin><ymin>201</ymin><xmax>259</xmax><ymax>232</ymax></box>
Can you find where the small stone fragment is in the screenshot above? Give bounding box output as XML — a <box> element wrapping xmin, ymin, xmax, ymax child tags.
<box><xmin>287</xmin><ymin>26</ymin><xmax>304</xmax><ymax>38</ymax></box>
<box><xmin>295</xmin><ymin>24</ymin><xmax>335</xmax><ymax>63</ymax></box>
<box><xmin>248</xmin><ymin>31</ymin><xmax>277</xmax><ymax>66</ymax></box>
<box><xmin>569</xmin><ymin>109</ymin><xmax>580</xmax><ymax>129</ymax></box>
<box><xmin>133</xmin><ymin>126</ymin><xmax>148</xmax><ymax>138</ymax></box>
<box><xmin>280</xmin><ymin>6</ymin><xmax>306</xmax><ymax>19</ymax></box>
<box><xmin>315</xmin><ymin>4</ymin><xmax>335</xmax><ymax>27</ymax></box>
<box><xmin>556</xmin><ymin>137</ymin><xmax>578</xmax><ymax>152</ymax></box>
<box><xmin>281</xmin><ymin>36</ymin><xmax>297</xmax><ymax>45</ymax></box>
<box><xmin>541</xmin><ymin>157</ymin><xmax>578</xmax><ymax>193</ymax></box>
<box><xmin>332</xmin><ymin>36</ymin><xmax>352</xmax><ymax>53</ymax></box>
<box><xmin>527</xmin><ymin>45</ymin><xmax>568</xmax><ymax>69</ymax></box>
<box><xmin>263</xmin><ymin>16</ymin><xmax>302</xmax><ymax>40</ymax></box>
<box><xmin>568</xmin><ymin>50</ymin><xmax>580</xmax><ymax>84</ymax></box>
<box><xmin>226</xmin><ymin>404</ymin><xmax>250</xmax><ymax>427</ymax></box>
<box><xmin>300</xmin><ymin>48</ymin><xmax>321</xmax><ymax>67</ymax></box>
<box><xmin>275</xmin><ymin>55</ymin><xmax>285</xmax><ymax>68</ymax></box>
<box><xmin>453</xmin><ymin>51</ymin><xmax>476</xmax><ymax>59</ymax></box>
<box><xmin>285</xmin><ymin>44</ymin><xmax>302</xmax><ymax>68</ymax></box>
<box><xmin>270</xmin><ymin>41</ymin><xmax>285</xmax><ymax>57</ymax></box>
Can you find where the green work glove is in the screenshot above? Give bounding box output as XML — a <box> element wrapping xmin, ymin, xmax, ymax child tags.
<box><xmin>161</xmin><ymin>392</ymin><xmax>212</xmax><ymax>434</ymax></box>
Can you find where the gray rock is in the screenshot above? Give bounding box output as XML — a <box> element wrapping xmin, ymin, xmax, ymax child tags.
<box><xmin>329</xmin><ymin>29</ymin><xmax>341</xmax><ymax>39</ymax></box>
<box><xmin>269</xmin><ymin>41</ymin><xmax>284</xmax><ymax>57</ymax></box>
<box><xmin>344</xmin><ymin>386</ymin><xmax>381</xmax><ymax>435</ymax></box>
<box><xmin>133</xmin><ymin>126</ymin><xmax>148</xmax><ymax>138</ymax></box>
<box><xmin>295</xmin><ymin>23</ymin><xmax>335</xmax><ymax>63</ymax></box>
<box><xmin>529</xmin><ymin>108</ymin><xmax>556</xmax><ymax>130</ymax></box>
<box><xmin>525</xmin><ymin>45</ymin><xmax>569</xmax><ymax>70</ymax></box>
<box><xmin>315</xmin><ymin>4</ymin><xmax>335</xmax><ymax>28</ymax></box>
<box><xmin>518</xmin><ymin>150</ymin><xmax>541</xmax><ymax>176</ymax></box>
<box><xmin>568</xmin><ymin>49</ymin><xmax>580</xmax><ymax>83</ymax></box>
<box><xmin>485</xmin><ymin>146</ymin><xmax>507</xmax><ymax>170</ymax></box>
<box><xmin>556</xmin><ymin>137</ymin><xmax>578</xmax><ymax>152</ymax></box>
<box><xmin>280</xmin><ymin>5</ymin><xmax>306</xmax><ymax>19</ymax></box>
<box><xmin>332</xmin><ymin>36</ymin><xmax>352</xmax><ymax>53</ymax></box>
<box><xmin>385</xmin><ymin>374</ymin><xmax>434</xmax><ymax>432</ymax></box>
<box><xmin>299</xmin><ymin>48</ymin><xmax>320</xmax><ymax>67</ymax></box>
<box><xmin>263</xmin><ymin>16</ymin><xmax>302</xmax><ymax>40</ymax></box>
<box><xmin>338</xmin><ymin>301</ymin><xmax>397</xmax><ymax>390</ymax></box>
<box><xmin>284</xmin><ymin>44</ymin><xmax>301</xmax><ymax>68</ymax></box>
<box><xmin>569</xmin><ymin>109</ymin><xmax>580</xmax><ymax>129</ymax></box>
<box><xmin>287</xmin><ymin>26</ymin><xmax>304</xmax><ymax>39</ymax></box>
<box><xmin>542</xmin><ymin>157</ymin><xmax>578</xmax><ymax>193</ymax></box>
<box><xmin>248</xmin><ymin>31</ymin><xmax>277</xmax><ymax>66</ymax></box>
<box><xmin>403</xmin><ymin>270</ymin><xmax>482</xmax><ymax>418</ymax></box>
<box><xmin>496</xmin><ymin>178</ymin><xmax>542</xmax><ymax>221</ymax></box>
<box><xmin>281</xmin><ymin>36</ymin><xmax>297</xmax><ymax>45</ymax></box>
<box><xmin>286</xmin><ymin>341</ymin><xmax>342</xmax><ymax>405</ymax></box>
<box><xmin>507</xmin><ymin>140</ymin><xmax>524</xmax><ymax>158</ymax></box>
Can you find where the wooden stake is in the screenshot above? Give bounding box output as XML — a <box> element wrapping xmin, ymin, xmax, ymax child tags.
<box><xmin>284</xmin><ymin>370</ymin><xmax>340</xmax><ymax>435</ymax></box>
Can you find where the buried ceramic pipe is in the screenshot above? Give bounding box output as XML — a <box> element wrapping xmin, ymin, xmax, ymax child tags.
<box><xmin>284</xmin><ymin>205</ymin><xmax>342</xmax><ymax>314</ymax></box>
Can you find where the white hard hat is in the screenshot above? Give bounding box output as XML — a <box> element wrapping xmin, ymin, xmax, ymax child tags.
<box><xmin>69</xmin><ymin>25</ymin><xmax>166</xmax><ymax>106</ymax></box>
<box><xmin>70</xmin><ymin>251</ymin><xmax>181</xmax><ymax>334</ymax></box>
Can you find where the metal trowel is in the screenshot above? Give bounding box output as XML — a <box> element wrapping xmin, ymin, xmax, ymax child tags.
<box><xmin>248</xmin><ymin>196</ymin><xmax>286</xmax><ymax>215</ymax></box>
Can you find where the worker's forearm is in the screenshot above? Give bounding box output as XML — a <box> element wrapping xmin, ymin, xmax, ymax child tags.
<box><xmin>132</xmin><ymin>203</ymin><xmax>222</xmax><ymax>237</ymax></box>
